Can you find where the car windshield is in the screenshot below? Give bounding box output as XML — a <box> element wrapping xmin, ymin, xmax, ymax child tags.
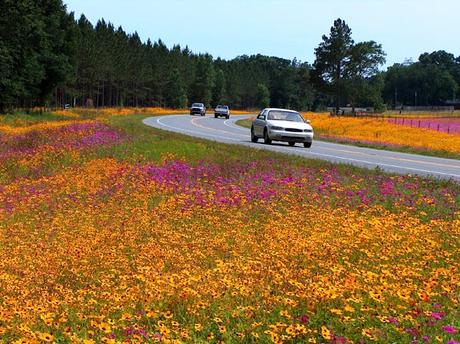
<box><xmin>267</xmin><ymin>111</ymin><xmax>304</xmax><ymax>122</ymax></box>
<box><xmin>192</xmin><ymin>103</ymin><xmax>203</xmax><ymax>107</ymax></box>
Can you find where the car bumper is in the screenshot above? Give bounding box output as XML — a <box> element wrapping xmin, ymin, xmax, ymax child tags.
<box><xmin>190</xmin><ymin>110</ymin><xmax>203</xmax><ymax>115</ymax></box>
<box><xmin>268</xmin><ymin>129</ymin><xmax>313</xmax><ymax>142</ymax></box>
<box><xmin>215</xmin><ymin>112</ymin><xmax>229</xmax><ymax>116</ymax></box>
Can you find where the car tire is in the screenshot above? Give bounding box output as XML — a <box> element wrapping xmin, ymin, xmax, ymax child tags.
<box><xmin>214</xmin><ymin>114</ymin><xmax>218</xmax><ymax>118</ymax></box>
<box><xmin>304</xmin><ymin>142</ymin><xmax>312</xmax><ymax>148</ymax></box>
<box><xmin>263</xmin><ymin>128</ymin><xmax>272</xmax><ymax>145</ymax></box>
<box><xmin>226</xmin><ymin>115</ymin><xmax>229</xmax><ymax>119</ymax></box>
<box><xmin>251</xmin><ymin>127</ymin><xmax>258</xmax><ymax>143</ymax></box>
<box><xmin>288</xmin><ymin>142</ymin><xmax>295</xmax><ymax>147</ymax></box>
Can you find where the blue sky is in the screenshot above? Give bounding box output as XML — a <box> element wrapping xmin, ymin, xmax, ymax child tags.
<box><xmin>64</xmin><ymin>0</ymin><xmax>460</xmax><ymax>66</ymax></box>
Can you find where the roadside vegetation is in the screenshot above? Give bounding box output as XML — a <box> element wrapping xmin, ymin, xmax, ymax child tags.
<box><xmin>1</xmin><ymin>112</ymin><xmax>459</xmax><ymax>343</ymax></box>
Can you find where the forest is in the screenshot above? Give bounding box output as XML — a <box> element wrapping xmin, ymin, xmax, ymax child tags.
<box><xmin>1</xmin><ymin>0</ymin><xmax>459</xmax><ymax>113</ymax></box>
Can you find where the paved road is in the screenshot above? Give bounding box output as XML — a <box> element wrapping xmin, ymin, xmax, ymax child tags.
<box><xmin>143</xmin><ymin>115</ymin><xmax>460</xmax><ymax>182</ymax></box>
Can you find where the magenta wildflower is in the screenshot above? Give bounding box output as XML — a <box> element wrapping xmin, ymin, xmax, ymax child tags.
<box><xmin>443</xmin><ymin>325</ymin><xmax>458</xmax><ymax>334</ymax></box>
<box><xmin>431</xmin><ymin>311</ymin><xmax>445</xmax><ymax>320</ymax></box>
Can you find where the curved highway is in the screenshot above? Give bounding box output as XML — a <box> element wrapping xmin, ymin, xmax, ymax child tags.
<box><xmin>143</xmin><ymin>115</ymin><xmax>460</xmax><ymax>182</ymax></box>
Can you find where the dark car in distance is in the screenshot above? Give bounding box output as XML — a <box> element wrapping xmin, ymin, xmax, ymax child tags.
<box><xmin>190</xmin><ymin>103</ymin><xmax>206</xmax><ymax>116</ymax></box>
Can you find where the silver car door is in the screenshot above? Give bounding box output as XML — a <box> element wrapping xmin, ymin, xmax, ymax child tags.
<box><xmin>254</xmin><ymin>112</ymin><xmax>265</xmax><ymax>136</ymax></box>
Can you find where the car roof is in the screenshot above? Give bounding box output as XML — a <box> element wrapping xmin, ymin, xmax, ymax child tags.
<box><xmin>263</xmin><ymin>108</ymin><xmax>299</xmax><ymax>113</ymax></box>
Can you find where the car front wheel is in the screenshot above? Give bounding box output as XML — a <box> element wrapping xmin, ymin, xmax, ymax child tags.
<box><xmin>263</xmin><ymin>128</ymin><xmax>272</xmax><ymax>145</ymax></box>
<box><xmin>288</xmin><ymin>142</ymin><xmax>295</xmax><ymax>147</ymax></box>
<box><xmin>304</xmin><ymin>142</ymin><xmax>312</xmax><ymax>148</ymax></box>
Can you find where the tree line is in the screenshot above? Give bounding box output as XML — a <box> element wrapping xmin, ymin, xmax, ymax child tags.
<box><xmin>1</xmin><ymin>1</ymin><xmax>459</xmax><ymax>114</ymax></box>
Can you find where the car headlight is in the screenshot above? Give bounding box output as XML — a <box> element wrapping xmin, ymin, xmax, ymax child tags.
<box><xmin>270</xmin><ymin>126</ymin><xmax>284</xmax><ymax>131</ymax></box>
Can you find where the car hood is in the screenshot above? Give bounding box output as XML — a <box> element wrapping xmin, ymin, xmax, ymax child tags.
<box><xmin>267</xmin><ymin>120</ymin><xmax>312</xmax><ymax>130</ymax></box>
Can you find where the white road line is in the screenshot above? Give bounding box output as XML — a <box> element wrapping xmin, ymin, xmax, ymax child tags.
<box><xmin>191</xmin><ymin>117</ymin><xmax>248</xmax><ymax>137</ymax></box>
<box><xmin>316</xmin><ymin>140</ymin><xmax>460</xmax><ymax>168</ymax></box>
<box><xmin>251</xmin><ymin>143</ymin><xmax>460</xmax><ymax>178</ymax></box>
<box><xmin>224</xmin><ymin>118</ymin><xmax>251</xmax><ymax>131</ymax></box>
<box><xmin>156</xmin><ymin>117</ymin><xmax>240</xmax><ymax>141</ymax></box>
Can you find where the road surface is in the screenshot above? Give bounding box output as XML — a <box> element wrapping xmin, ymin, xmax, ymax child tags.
<box><xmin>143</xmin><ymin>115</ymin><xmax>460</xmax><ymax>182</ymax></box>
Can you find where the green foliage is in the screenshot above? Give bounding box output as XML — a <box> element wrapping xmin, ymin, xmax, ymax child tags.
<box><xmin>164</xmin><ymin>69</ymin><xmax>188</xmax><ymax>108</ymax></box>
<box><xmin>212</xmin><ymin>69</ymin><xmax>226</xmax><ymax>106</ymax></box>
<box><xmin>313</xmin><ymin>19</ymin><xmax>386</xmax><ymax>112</ymax></box>
<box><xmin>190</xmin><ymin>55</ymin><xmax>215</xmax><ymax>107</ymax></box>
<box><xmin>256</xmin><ymin>84</ymin><xmax>270</xmax><ymax>108</ymax></box>
<box><xmin>0</xmin><ymin>0</ymin><xmax>75</xmax><ymax>112</ymax></box>
<box><xmin>384</xmin><ymin>51</ymin><xmax>460</xmax><ymax>106</ymax></box>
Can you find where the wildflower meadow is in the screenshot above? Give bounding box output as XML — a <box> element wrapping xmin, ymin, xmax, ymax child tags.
<box><xmin>0</xmin><ymin>111</ymin><xmax>459</xmax><ymax>344</ymax></box>
<box><xmin>303</xmin><ymin>113</ymin><xmax>460</xmax><ymax>158</ymax></box>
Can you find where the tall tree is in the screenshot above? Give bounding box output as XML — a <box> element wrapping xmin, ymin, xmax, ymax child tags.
<box><xmin>313</xmin><ymin>19</ymin><xmax>385</xmax><ymax>114</ymax></box>
<box><xmin>212</xmin><ymin>68</ymin><xmax>226</xmax><ymax>106</ymax></box>
<box><xmin>256</xmin><ymin>84</ymin><xmax>270</xmax><ymax>108</ymax></box>
<box><xmin>190</xmin><ymin>55</ymin><xmax>215</xmax><ymax>106</ymax></box>
<box><xmin>0</xmin><ymin>0</ymin><xmax>76</xmax><ymax>112</ymax></box>
<box><xmin>164</xmin><ymin>69</ymin><xmax>187</xmax><ymax>108</ymax></box>
<box><xmin>313</xmin><ymin>19</ymin><xmax>354</xmax><ymax>114</ymax></box>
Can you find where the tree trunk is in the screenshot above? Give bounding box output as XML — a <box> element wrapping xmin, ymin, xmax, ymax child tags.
<box><xmin>335</xmin><ymin>63</ymin><xmax>341</xmax><ymax>116</ymax></box>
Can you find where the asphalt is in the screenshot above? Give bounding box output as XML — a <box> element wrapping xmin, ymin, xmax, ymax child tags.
<box><xmin>143</xmin><ymin>115</ymin><xmax>460</xmax><ymax>182</ymax></box>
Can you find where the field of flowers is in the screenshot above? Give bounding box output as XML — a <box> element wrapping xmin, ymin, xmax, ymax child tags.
<box><xmin>301</xmin><ymin>113</ymin><xmax>460</xmax><ymax>158</ymax></box>
<box><xmin>388</xmin><ymin>117</ymin><xmax>460</xmax><ymax>135</ymax></box>
<box><xmin>0</xmin><ymin>111</ymin><xmax>459</xmax><ymax>343</ymax></box>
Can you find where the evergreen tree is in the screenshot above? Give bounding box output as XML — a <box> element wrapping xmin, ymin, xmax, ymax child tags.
<box><xmin>190</xmin><ymin>55</ymin><xmax>215</xmax><ymax>107</ymax></box>
<box><xmin>256</xmin><ymin>84</ymin><xmax>270</xmax><ymax>108</ymax></box>
<box><xmin>164</xmin><ymin>69</ymin><xmax>187</xmax><ymax>108</ymax></box>
<box><xmin>212</xmin><ymin>69</ymin><xmax>226</xmax><ymax>106</ymax></box>
<box><xmin>0</xmin><ymin>0</ymin><xmax>46</xmax><ymax>111</ymax></box>
<box><xmin>313</xmin><ymin>19</ymin><xmax>385</xmax><ymax>114</ymax></box>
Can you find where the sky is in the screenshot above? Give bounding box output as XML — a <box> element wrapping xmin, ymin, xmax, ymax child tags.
<box><xmin>64</xmin><ymin>0</ymin><xmax>460</xmax><ymax>67</ymax></box>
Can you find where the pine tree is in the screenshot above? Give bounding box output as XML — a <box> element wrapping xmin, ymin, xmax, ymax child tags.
<box><xmin>212</xmin><ymin>69</ymin><xmax>226</xmax><ymax>106</ymax></box>
<box><xmin>190</xmin><ymin>55</ymin><xmax>215</xmax><ymax>107</ymax></box>
<box><xmin>313</xmin><ymin>19</ymin><xmax>385</xmax><ymax>114</ymax></box>
<box><xmin>256</xmin><ymin>84</ymin><xmax>270</xmax><ymax>108</ymax></box>
<box><xmin>164</xmin><ymin>69</ymin><xmax>188</xmax><ymax>108</ymax></box>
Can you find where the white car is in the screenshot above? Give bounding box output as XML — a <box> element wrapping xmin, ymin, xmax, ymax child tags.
<box><xmin>251</xmin><ymin>108</ymin><xmax>314</xmax><ymax>148</ymax></box>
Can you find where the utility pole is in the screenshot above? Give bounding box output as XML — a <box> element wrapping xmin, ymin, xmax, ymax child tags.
<box><xmin>394</xmin><ymin>87</ymin><xmax>398</xmax><ymax>110</ymax></box>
